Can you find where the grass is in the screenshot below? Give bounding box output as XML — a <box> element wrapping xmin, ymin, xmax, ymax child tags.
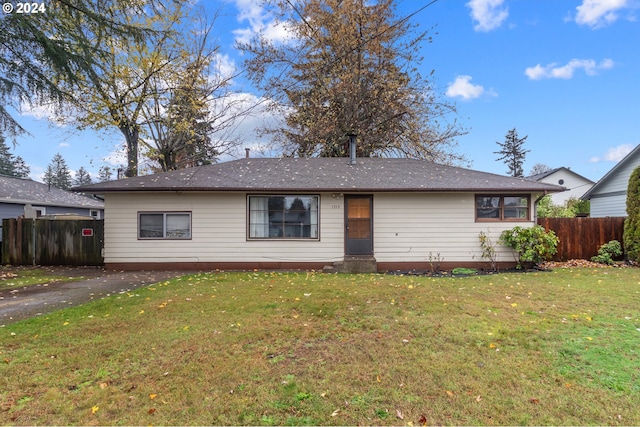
<box><xmin>0</xmin><ymin>266</ymin><xmax>93</xmax><ymax>291</ymax></box>
<box><xmin>1</xmin><ymin>268</ymin><xmax>639</xmax><ymax>425</ymax></box>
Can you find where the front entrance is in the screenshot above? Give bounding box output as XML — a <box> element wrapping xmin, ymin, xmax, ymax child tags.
<box><xmin>345</xmin><ymin>195</ymin><xmax>373</xmax><ymax>255</ymax></box>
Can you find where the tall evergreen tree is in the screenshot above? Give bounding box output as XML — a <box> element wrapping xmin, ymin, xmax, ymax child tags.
<box><xmin>495</xmin><ymin>128</ymin><xmax>530</xmax><ymax>177</ymax></box>
<box><xmin>74</xmin><ymin>166</ymin><xmax>93</xmax><ymax>186</ymax></box>
<box><xmin>623</xmin><ymin>166</ymin><xmax>640</xmax><ymax>262</ymax></box>
<box><xmin>0</xmin><ymin>0</ymin><xmax>154</xmax><ymax>139</ymax></box>
<box><xmin>0</xmin><ymin>134</ymin><xmax>16</xmax><ymax>176</ymax></box>
<box><xmin>238</xmin><ymin>0</ymin><xmax>466</xmax><ymax>163</ymax></box>
<box><xmin>0</xmin><ymin>134</ymin><xmax>29</xmax><ymax>177</ymax></box>
<box><xmin>12</xmin><ymin>156</ymin><xmax>30</xmax><ymax>178</ymax></box>
<box><xmin>44</xmin><ymin>153</ymin><xmax>72</xmax><ymax>190</ymax></box>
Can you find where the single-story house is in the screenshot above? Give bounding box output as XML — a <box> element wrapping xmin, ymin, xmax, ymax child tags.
<box><xmin>1</xmin><ymin>174</ymin><xmax>104</xmax><ymax>245</ymax></box>
<box><xmin>581</xmin><ymin>144</ymin><xmax>640</xmax><ymax>218</ymax></box>
<box><xmin>75</xmin><ymin>157</ymin><xmax>564</xmax><ymax>272</ymax></box>
<box><xmin>527</xmin><ymin>167</ymin><xmax>594</xmax><ymax>206</ymax></box>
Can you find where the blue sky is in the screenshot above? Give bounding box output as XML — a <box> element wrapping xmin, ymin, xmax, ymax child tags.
<box><xmin>8</xmin><ymin>0</ymin><xmax>640</xmax><ymax>184</ymax></box>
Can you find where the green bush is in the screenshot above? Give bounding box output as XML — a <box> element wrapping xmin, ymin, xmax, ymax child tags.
<box><xmin>623</xmin><ymin>166</ymin><xmax>640</xmax><ymax>262</ymax></box>
<box><xmin>591</xmin><ymin>240</ymin><xmax>623</xmax><ymax>265</ymax></box>
<box><xmin>499</xmin><ymin>225</ymin><xmax>559</xmax><ymax>268</ymax></box>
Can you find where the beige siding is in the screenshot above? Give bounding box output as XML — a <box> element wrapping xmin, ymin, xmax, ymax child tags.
<box><xmin>373</xmin><ymin>193</ymin><xmax>531</xmax><ymax>263</ymax></box>
<box><xmin>104</xmin><ymin>191</ymin><xmax>530</xmax><ymax>265</ymax></box>
<box><xmin>104</xmin><ymin>192</ymin><xmax>344</xmax><ymax>264</ymax></box>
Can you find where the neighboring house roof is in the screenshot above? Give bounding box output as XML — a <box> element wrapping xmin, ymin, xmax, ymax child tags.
<box><xmin>527</xmin><ymin>167</ymin><xmax>594</xmax><ymax>185</ymax></box>
<box><xmin>75</xmin><ymin>158</ymin><xmax>564</xmax><ymax>193</ymax></box>
<box><xmin>582</xmin><ymin>144</ymin><xmax>640</xmax><ymax>200</ymax></box>
<box><xmin>0</xmin><ymin>175</ymin><xmax>104</xmax><ymax>208</ymax></box>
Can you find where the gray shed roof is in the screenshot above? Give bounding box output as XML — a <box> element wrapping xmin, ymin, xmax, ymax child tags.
<box><xmin>1</xmin><ymin>175</ymin><xmax>104</xmax><ymax>208</ymax></box>
<box><xmin>75</xmin><ymin>158</ymin><xmax>565</xmax><ymax>193</ymax></box>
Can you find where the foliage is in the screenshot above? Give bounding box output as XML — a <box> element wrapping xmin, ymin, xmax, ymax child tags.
<box><xmin>43</xmin><ymin>153</ymin><xmax>72</xmax><ymax>190</ymax></box>
<box><xmin>0</xmin><ymin>134</ymin><xmax>29</xmax><ymax>177</ymax></box>
<box><xmin>590</xmin><ymin>240</ymin><xmax>623</xmax><ymax>265</ymax></box>
<box><xmin>529</xmin><ymin>163</ymin><xmax>552</xmax><ymax>176</ymax></box>
<box><xmin>238</xmin><ymin>0</ymin><xmax>467</xmax><ymax>163</ymax></box>
<box><xmin>536</xmin><ymin>194</ymin><xmax>575</xmax><ymax>218</ymax></box>
<box><xmin>0</xmin><ymin>0</ymin><xmax>153</xmax><ymax>139</ymax></box>
<box><xmin>536</xmin><ymin>196</ymin><xmax>590</xmax><ymax>218</ymax></box>
<box><xmin>567</xmin><ymin>197</ymin><xmax>590</xmax><ymax>216</ymax></box>
<box><xmin>499</xmin><ymin>225</ymin><xmax>558</xmax><ymax>268</ymax></box>
<box><xmin>2</xmin><ymin>269</ymin><xmax>640</xmax><ymax>425</ymax></box>
<box><xmin>478</xmin><ymin>230</ymin><xmax>498</xmax><ymax>270</ymax></box>
<box><xmin>494</xmin><ymin>128</ymin><xmax>530</xmax><ymax>177</ymax></box>
<box><xmin>97</xmin><ymin>165</ymin><xmax>114</xmax><ymax>182</ymax></box>
<box><xmin>73</xmin><ymin>166</ymin><xmax>92</xmax><ymax>186</ymax></box>
<box><xmin>451</xmin><ymin>267</ymin><xmax>477</xmax><ymax>275</ymax></box>
<box><xmin>427</xmin><ymin>252</ymin><xmax>443</xmax><ymax>272</ymax></box>
<box><xmin>140</xmin><ymin>12</ymin><xmax>242</xmax><ymax>172</ymax></box>
<box><xmin>623</xmin><ymin>166</ymin><xmax>640</xmax><ymax>262</ymax></box>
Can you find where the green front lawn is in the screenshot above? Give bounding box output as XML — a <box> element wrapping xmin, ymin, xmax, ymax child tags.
<box><xmin>1</xmin><ymin>268</ymin><xmax>639</xmax><ymax>425</ymax></box>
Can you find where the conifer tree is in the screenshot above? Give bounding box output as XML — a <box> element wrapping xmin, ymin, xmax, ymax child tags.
<box><xmin>0</xmin><ymin>134</ymin><xmax>29</xmax><ymax>177</ymax></box>
<box><xmin>495</xmin><ymin>128</ymin><xmax>530</xmax><ymax>177</ymax></box>
<box><xmin>74</xmin><ymin>166</ymin><xmax>93</xmax><ymax>186</ymax></box>
<box><xmin>623</xmin><ymin>166</ymin><xmax>640</xmax><ymax>262</ymax></box>
<box><xmin>44</xmin><ymin>153</ymin><xmax>72</xmax><ymax>190</ymax></box>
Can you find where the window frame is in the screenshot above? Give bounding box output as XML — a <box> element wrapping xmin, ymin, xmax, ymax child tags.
<box><xmin>138</xmin><ymin>211</ymin><xmax>192</xmax><ymax>240</ymax></box>
<box><xmin>247</xmin><ymin>194</ymin><xmax>320</xmax><ymax>240</ymax></box>
<box><xmin>475</xmin><ymin>194</ymin><xmax>530</xmax><ymax>222</ymax></box>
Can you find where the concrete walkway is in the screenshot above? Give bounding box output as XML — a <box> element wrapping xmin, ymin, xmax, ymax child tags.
<box><xmin>0</xmin><ymin>268</ymin><xmax>195</xmax><ymax>325</ymax></box>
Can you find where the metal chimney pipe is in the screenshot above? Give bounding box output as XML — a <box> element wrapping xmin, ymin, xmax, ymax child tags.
<box><xmin>348</xmin><ymin>133</ymin><xmax>357</xmax><ymax>165</ymax></box>
<box><xmin>245</xmin><ymin>148</ymin><xmax>250</xmax><ymax>158</ymax></box>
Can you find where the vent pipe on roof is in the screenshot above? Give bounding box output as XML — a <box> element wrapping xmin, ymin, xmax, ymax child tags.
<box><xmin>348</xmin><ymin>133</ymin><xmax>357</xmax><ymax>165</ymax></box>
<box><xmin>245</xmin><ymin>148</ymin><xmax>250</xmax><ymax>158</ymax></box>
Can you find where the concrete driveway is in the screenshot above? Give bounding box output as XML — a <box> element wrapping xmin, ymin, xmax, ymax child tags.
<box><xmin>0</xmin><ymin>267</ymin><xmax>195</xmax><ymax>325</ymax></box>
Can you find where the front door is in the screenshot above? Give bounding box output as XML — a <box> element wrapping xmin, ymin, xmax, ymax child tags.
<box><xmin>345</xmin><ymin>195</ymin><xmax>373</xmax><ymax>255</ymax></box>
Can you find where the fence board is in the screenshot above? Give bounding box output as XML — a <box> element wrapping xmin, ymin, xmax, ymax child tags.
<box><xmin>2</xmin><ymin>218</ymin><xmax>103</xmax><ymax>266</ymax></box>
<box><xmin>537</xmin><ymin>217</ymin><xmax>625</xmax><ymax>261</ymax></box>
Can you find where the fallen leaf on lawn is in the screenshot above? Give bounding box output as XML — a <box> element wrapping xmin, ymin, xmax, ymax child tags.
<box><xmin>418</xmin><ymin>414</ymin><xmax>428</xmax><ymax>425</ymax></box>
<box><xmin>376</xmin><ymin>375</ymin><xmax>381</xmax><ymax>383</ymax></box>
<box><xmin>529</xmin><ymin>398</ymin><xmax>539</xmax><ymax>404</ymax></box>
<box><xmin>331</xmin><ymin>409</ymin><xmax>340</xmax><ymax>417</ymax></box>
<box><xmin>489</xmin><ymin>342</ymin><xmax>497</xmax><ymax>349</ymax></box>
<box><xmin>148</xmin><ymin>408</ymin><xmax>156</xmax><ymax>415</ymax></box>
<box><xmin>476</xmin><ymin>395</ymin><xmax>482</xmax><ymax>402</ymax></box>
<box><xmin>91</xmin><ymin>405</ymin><xmax>99</xmax><ymax>414</ymax></box>
<box><xmin>149</xmin><ymin>394</ymin><xmax>157</xmax><ymax>400</ymax></box>
<box><xmin>396</xmin><ymin>409</ymin><xmax>404</xmax><ymax>420</ymax></box>
<box><xmin>445</xmin><ymin>390</ymin><xmax>454</xmax><ymax>397</ymax></box>
<box><xmin>99</xmin><ymin>382</ymin><xmax>108</xmax><ymax>389</ymax></box>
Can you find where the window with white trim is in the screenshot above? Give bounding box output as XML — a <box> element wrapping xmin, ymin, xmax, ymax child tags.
<box><xmin>138</xmin><ymin>212</ymin><xmax>192</xmax><ymax>239</ymax></box>
<box><xmin>248</xmin><ymin>195</ymin><xmax>319</xmax><ymax>239</ymax></box>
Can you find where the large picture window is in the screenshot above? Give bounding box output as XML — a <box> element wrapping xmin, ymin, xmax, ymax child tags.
<box><xmin>248</xmin><ymin>195</ymin><xmax>319</xmax><ymax>239</ymax></box>
<box><xmin>138</xmin><ymin>212</ymin><xmax>192</xmax><ymax>239</ymax></box>
<box><xmin>476</xmin><ymin>195</ymin><xmax>529</xmax><ymax>221</ymax></box>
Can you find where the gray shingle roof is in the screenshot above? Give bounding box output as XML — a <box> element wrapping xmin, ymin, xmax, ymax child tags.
<box><xmin>74</xmin><ymin>158</ymin><xmax>565</xmax><ymax>193</ymax></box>
<box><xmin>1</xmin><ymin>175</ymin><xmax>104</xmax><ymax>208</ymax></box>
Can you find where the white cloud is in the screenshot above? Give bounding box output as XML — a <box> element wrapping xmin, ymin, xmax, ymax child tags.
<box><xmin>232</xmin><ymin>0</ymin><xmax>293</xmax><ymax>45</ymax></box>
<box><xmin>576</xmin><ymin>0</ymin><xmax>629</xmax><ymax>28</ymax></box>
<box><xmin>590</xmin><ymin>144</ymin><xmax>634</xmax><ymax>162</ymax></box>
<box><xmin>58</xmin><ymin>142</ymin><xmax>70</xmax><ymax>148</ymax></box>
<box><xmin>525</xmin><ymin>58</ymin><xmax>614</xmax><ymax>80</ymax></box>
<box><xmin>446</xmin><ymin>75</ymin><xmax>491</xmax><ymax>100</ymax></box>
<box><xmin>466</xmin><ymin>0</ymin><xmax>509</xmax><ymax>32</ymax></box>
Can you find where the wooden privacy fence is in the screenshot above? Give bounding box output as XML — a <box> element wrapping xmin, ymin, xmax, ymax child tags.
<box><xmin>537</xmin><ymin>217</ymin><xmax>625</xmax><ymax>261</ymax></box>
<box><xmin>2</xmin><ymin>218</ymin><xmax>104</xmax><ymax>266</ymax></box>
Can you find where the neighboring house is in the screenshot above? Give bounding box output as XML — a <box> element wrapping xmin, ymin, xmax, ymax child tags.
<box><xmin>581</xmin><ymin>144</ymin><xmax>640</xmax><ymax>218</ymax></box>
<box><xmin>1</xmin><ymin>175</ymin><xmax>104</xmax><ymax>244</ymax></box>
<box><xmin>75</xmin><ymin>157</ymin><xmax>563</xmax><ymax>272</ymax></box>
<box><xmin>527</xmin><ymin>167</ymin><xmax>593</xmax><ymax>206</ymax></box>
